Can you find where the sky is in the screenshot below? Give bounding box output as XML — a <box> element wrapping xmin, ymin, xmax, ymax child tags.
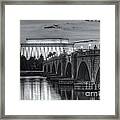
<box><xmin>20</xmin><ymin>20</ymin><xmax>100</xmax><ymax>49</ymax></box>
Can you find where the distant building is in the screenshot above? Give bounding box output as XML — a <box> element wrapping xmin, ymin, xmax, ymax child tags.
<box><xmin>20</xmin><ymin>38</ymin><xmax>74</xmax><ymax>59</ymax></box>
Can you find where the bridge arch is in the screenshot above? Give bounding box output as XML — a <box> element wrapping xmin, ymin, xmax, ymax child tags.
<box><xmin>57</xmin><ymin>62</ymin><xmax>61</xmax><ymax>76</ymax></box>
<box><xmin>96</xmin><ymin>68</ymin><xmax>100</xmax><ymax>82</ymax></box>
<box><xmin>44</xmin><ymin>65</ymin><xmax>46</xmax><ymax>73</ymax></box>
<box><xmin>77</xmin><ymin>61</ymin><xmax>90</xmax><ymax>81</ymax></box>
<box><xmin>52</xmin><ymin>62</ymin><xmax>56</xmax><ymax>74</ymax></box>
<box><xmin>65</xmin><ymin>62</ymin><xmax>72</xmax><ymax>78</ymax></box>
<box><xmin>48</xmin><ymin>64</ymin><xmax>50</xmax><ymax>73</ymax></box>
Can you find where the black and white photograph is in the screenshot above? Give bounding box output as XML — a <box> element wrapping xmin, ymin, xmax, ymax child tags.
<box><xmin>20</xmin><ymin>20</ymin><xmax>100</xmax><ymax>100</ymax></box>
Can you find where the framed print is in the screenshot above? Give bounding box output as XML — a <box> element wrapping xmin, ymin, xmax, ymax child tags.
<box><xmin>0</xmin><ymin>0</ymin><xmax>119</xmax><ymax>119</ymax></box>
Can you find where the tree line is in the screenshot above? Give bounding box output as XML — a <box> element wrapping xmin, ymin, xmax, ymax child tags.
<box><xmin>20</xmin><ymin>54</ymin><xmax>44</xmax><ymax>71</ymax></box>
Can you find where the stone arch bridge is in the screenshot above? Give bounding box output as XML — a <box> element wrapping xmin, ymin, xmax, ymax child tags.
<box><xmin>43</xmin><ymin>48</ymin><xmax>100</xmax><ymax>82</ymax></box>
<box><xmin>43</xmin><ymin>47</ymin><xmax>100</xmax><ymax>100</ymax></box>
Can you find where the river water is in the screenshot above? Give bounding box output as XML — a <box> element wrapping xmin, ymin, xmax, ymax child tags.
<box><xmin>20</xmin><ymin>76</ymin><xmax>61</xmax><ymax>100</ymax></box>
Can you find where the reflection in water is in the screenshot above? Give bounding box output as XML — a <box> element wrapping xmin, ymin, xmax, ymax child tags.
<box><xmin>20</xmin><ymin>76</ymin><xmax>61</xmax><ymax>100</ymax></box>
<box><xmin>21</xmin><ymin>76</ymin><xmax>100</xmax><ymax>100</ymax></box>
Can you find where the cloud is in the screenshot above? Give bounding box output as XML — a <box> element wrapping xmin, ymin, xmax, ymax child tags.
<box><xmin>20</xmin><ymin>20</ymin><xmax>100</xmax><ymax>43</ymax></box>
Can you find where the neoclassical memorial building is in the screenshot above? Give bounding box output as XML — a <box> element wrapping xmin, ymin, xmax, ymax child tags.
<box><xmin>20</xmin><ymin>38</ymin><xmax>74</xmax><ymax>60</ymax></box>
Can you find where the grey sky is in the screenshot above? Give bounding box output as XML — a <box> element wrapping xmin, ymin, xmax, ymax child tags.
<box><xmin>20</xmin><ymin>20</ymin><xmax>100</xmax><ymax>48</ymax></box>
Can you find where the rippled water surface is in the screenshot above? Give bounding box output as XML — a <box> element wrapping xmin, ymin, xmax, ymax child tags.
<box><xmin>20</xmin><ymin>76</ymin><xmax>61</xmax><ymax>100</ymax></box>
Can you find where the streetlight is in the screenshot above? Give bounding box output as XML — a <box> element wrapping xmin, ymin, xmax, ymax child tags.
<box><xmin>81</xmin><ymin>46</ymin><xmax>83</xmax><ymax>49</ymax></box>
<box><xmin>88</xmin><ymin>44</ymin><xmax>91</xmax><ymax>49</ymax></box>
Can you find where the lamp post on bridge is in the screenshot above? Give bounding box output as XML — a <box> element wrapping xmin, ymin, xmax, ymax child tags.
<box><xmin>88</xmin><ymin>43</ymin><xmax>91</xmax><ymax>49</ymax></box>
